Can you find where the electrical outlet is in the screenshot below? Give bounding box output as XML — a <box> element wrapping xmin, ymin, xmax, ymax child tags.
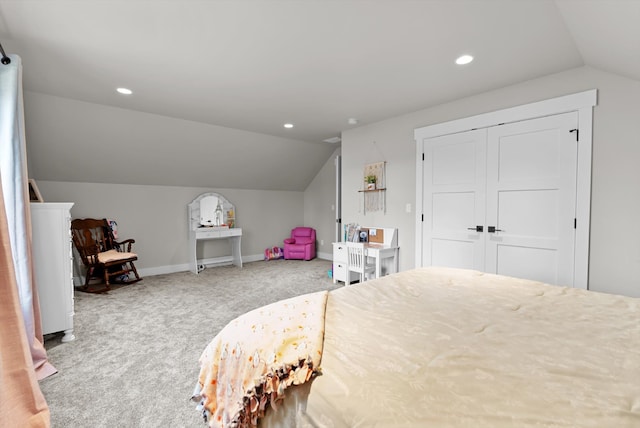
<box><xmin>406</xmin><ymin>203</ymin><xmax>412</xmax><ymax>213</ymax></box>
<box><xmin>320</xmin><ymin>239</ymin><xmax>324</xmax><ymax>245</ymax></box>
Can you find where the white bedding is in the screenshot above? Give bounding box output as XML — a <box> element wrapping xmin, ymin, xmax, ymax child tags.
<box><xmin>261</xmin><ymin>267</ymin><xmax>640</xmax><ymax>427</ymax></box>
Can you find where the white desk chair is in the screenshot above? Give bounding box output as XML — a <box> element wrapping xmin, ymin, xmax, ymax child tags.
<box><xmin>346</xmin><ymin>242</ymin><xmax>375</xmax><ymax>283</ymax></box>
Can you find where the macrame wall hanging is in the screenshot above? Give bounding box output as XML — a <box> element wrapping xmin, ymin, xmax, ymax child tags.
<box><xmin>361</xmin><ymin>161</ymin><xmax>386</xmax><ymax>214</ymax></box>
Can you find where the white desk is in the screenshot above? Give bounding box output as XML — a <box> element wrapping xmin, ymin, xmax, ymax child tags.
<box><xmin>365</xmin><ymin>243</ymin><xmax>399</xmax><ymax>279</ymax></box>
<box><xmin>189</xmin><ymin>227</ymin><xmax>242</xmax><ymax>274</ymax></box>
<box><xmin>362</xmin><ymin>227</ymin><xmax>398</xmax><ymax>279</ymax></box>
<box><xmin>333</xmin><ymin>227</ymin><xmax>399</xmax><ymax>282</ymax></box>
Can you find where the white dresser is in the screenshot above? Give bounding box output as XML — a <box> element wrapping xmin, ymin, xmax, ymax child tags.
<box><xmin>30</xmin><ymin>202</ymin><xmax>75</xmax><ymax>342</ymax></box>
<box><xmin>332</xmin><ymin>242</ymin><xmax>358</xmax><ymax>284</ymax></box>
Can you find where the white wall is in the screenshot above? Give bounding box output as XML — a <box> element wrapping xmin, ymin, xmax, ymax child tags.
<box><xmin>304</xmin><ymin>147</ymin><xmax>341</xmax><ymax>259</ymax></box>
<box><xmin>341</xmin><ymin>66</ymin><xmax>640</xmax><ymax>297</ymax></box>
<box><xmin>37</xmin><ymin>181</ymin><xmax>304</xmax><ymax>275</ymax></box>
<box><xmin>23</xmin><ymin>91</ymin><xmax>336</xmax><ymax>191</ymax></box>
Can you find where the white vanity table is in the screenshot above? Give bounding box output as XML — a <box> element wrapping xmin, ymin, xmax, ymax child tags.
<box><xmin>188</xmin><ymin>193</ymin><xmax>242</xmax><ymax>274</ymax></box>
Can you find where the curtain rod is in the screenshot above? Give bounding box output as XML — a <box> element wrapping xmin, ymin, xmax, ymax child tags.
<box><xmin>0</xmin><ymin>42</ymin><xmax>11</xmax><ymax>65</ymax></box>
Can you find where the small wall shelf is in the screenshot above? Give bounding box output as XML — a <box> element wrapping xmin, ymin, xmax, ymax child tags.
<box><xmin>358</xmin><ymin>188</ymin><xmax>387</xmax><ymax>193</ymax></box>
<box><xmin>362</xmin><ymin>161</ymin><xmax>386</xmax><ymax>214</ymax></box>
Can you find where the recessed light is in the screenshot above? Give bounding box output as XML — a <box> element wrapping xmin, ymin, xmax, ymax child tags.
<box><xmin>284</xmin><ymin>123</ymin><xmax>294</xmax><ymax>129</ymax></box>
<box><xmin>347</xmin><ymin>118</ymin><xmax>359</xmax><ymax>125</ymax></box>
<box><xmin>116</xmin><ymin>87</ymin><xmax>132</xmax><ymax>95</ymax></box>
<box><xmin>455</xmin><ymin>55</ymin><xmax>473</xmax><ymax>65</ymax></box>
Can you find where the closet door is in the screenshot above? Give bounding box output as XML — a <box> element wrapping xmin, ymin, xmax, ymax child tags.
<box><xmin>421</xmin><ymin>128</ymin><xmax>487</xmax><ymax>270</ymax></box>
<box><xmin>421</xmin><ymin>112</ymin><xmax>578</xmax><ymax>286</ymax></box>
<box><xmin>485</xmin><ymin>112</ymin><xmax>578</xmax><ymax>285</ymax></box>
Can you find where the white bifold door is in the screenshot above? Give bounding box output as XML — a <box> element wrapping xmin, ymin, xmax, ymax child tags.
<box><xmin>421</xmin><ymin>112</ymin><xmax>578</xmax><ymax>286</ymax></box>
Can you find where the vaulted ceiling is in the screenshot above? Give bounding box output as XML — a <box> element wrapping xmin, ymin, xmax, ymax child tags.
<box><xmin>1</xmin><ymin>0</ymin><xmax>639</xmax><ymax>190</ymax></box>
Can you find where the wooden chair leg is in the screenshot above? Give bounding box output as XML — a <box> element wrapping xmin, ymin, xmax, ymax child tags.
<box><xmin>78</xmin><ymin>261</ymin><xmax>141</xmax><ymax>293</ymax></box>
<box><xmin>80</xmin><ymin>267</ymin><xmax>103</xmax><ymax>292</ymax></box>
<box><xmin>81</xmin><ymin>267</ymin><xmax>93</xmax><ymax>291</ymax></box>
<box><xmin>77</xmin><ymin>269</ymin><xmax>110</xmax><ymax>293</ymax></box>
<box><xmin>129</xmin><ymin>262</ymin><xmax>141</xmax><ymax>281</ymax></box>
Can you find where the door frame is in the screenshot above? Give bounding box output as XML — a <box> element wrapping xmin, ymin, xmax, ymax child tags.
<box><xmin>335</xmin><ymin>154</ymin><xmax>342</xmax><ymax>242</ymax></box>
<box><xmin>414</xmin><ymin>89</ymin><xmax>597</xmax><ymax>289</ymax></box>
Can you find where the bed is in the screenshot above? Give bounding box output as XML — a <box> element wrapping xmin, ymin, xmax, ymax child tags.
<box><xmin>192</xmin><ymin>267</ymin><xmax>640</xmax><ymax>427</ymax></box>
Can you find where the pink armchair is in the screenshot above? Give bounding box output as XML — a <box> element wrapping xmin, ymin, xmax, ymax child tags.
<box><xmin>283</xmin><ymin>227</ymin><xmax>316</xmax><ymax>260</ymax></box>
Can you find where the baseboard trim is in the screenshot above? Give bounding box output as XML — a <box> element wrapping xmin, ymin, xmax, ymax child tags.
<box><xmin>138</xmin><ymin>253</ymin><xmax>266</xmax><ymax>277</ymax></box>
<box><xmin>74</xmin><ymin>252</ymin><xmax>329</xmax><ymax>285</ymax></box>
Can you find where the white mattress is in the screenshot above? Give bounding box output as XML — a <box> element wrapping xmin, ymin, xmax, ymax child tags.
<box><xmin>262</xmin><ymin>267</ymin><xmax>640</xmax><ymax>427</ymax></box>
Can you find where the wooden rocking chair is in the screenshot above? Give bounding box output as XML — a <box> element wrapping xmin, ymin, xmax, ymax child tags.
<box><xmin>71</xmin><ymin>218</ymin><xmax>142</xmax><ymax>293</ymax></box>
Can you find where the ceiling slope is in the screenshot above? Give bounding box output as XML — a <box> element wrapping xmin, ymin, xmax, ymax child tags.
<box><xmin>1</xmin><ymin>0</ymin><xmax>639</xmax><ymax>189</ymax></box>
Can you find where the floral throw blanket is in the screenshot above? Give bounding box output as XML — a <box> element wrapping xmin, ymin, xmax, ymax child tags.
<box><xmin>192</xmin><ymin>290</ymin><xmax>328</xmax><ymax>427</ymax></box>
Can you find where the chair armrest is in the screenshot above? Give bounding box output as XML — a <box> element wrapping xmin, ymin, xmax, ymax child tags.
<box><xmin>114</xmin><ymin>238</ymin><xmax>135</xmax><ymax>252</ymax></box>
<box><xmin>284</xmin><ymin>238</ymin><xmax>296</xmax><ymax>244</ymax></box>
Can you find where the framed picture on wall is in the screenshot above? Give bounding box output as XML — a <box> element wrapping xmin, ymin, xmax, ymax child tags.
<box><xmin>28</xmin><ymin>179</ymin><xmax>44</xmax><ymax>202</ymax></box>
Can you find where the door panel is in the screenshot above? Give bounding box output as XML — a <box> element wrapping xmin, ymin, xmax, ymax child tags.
<box><xmin>498</xmin><ymin>190</ymin><xmax>559</xmax><ymax>238</ymax></box>
<box><xmin>495</xmin><ymin>245</ymin><xmax>558</xmax><ymax>285</ymax></box>
<box><xmin>432</xmin><ymin>192</ymin><xmax>476</xmax><ymax>231</ymax></box>
<box><xmin>485</xmin><ymin>112</ymin><xmax>578</xmax><ymax>286</ymax></box>
<box><xmin>422</xmin><ymin>129</ymin><xmax>486</xmax><ymax>271</ymax></box>
<box><xmin>432</xmin><ymin>141</ymin><xmax>478</xmax><ymax>185</ymax></box>
<box><xmin>432</xmin><ymin>239</ymin><xmax>476</xmax><ymax>269</ymax></box>
<box><xmin>497</xmin><ymin>128</ymin><xmax>561</xmax><ymax>181</ymax></box>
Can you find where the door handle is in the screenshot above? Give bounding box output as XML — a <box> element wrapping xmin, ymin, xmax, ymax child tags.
<box><xmin>487</xmin><ymin>226</ymin><xmax>503</xmax><ymax>233</ymax></box>
<box><xmin>467</xmin><ymin>225</ymin><xmax>483</xmax><ymax>232</ymax></box>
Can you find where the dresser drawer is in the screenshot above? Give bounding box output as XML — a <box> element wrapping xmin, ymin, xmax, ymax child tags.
<box><xmin>333</xmin><ymin>243</ymin><xmax>348</xmax><ymax>262</ymax></box>
<box><xmin>333</xmin><ymin>262</ymin><xmax>359</xmax><ymax>284</ymax></box>
<box><xmin>333</xmin><ymin>262</ymin><xmax>348</xmax><ymax>282</ymax></box>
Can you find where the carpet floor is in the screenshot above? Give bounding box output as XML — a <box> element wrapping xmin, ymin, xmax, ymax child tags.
<box><xmin>40</xmin><ymin>259</ymin><xmax>339</xmax><ymax>428</ymax></box>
